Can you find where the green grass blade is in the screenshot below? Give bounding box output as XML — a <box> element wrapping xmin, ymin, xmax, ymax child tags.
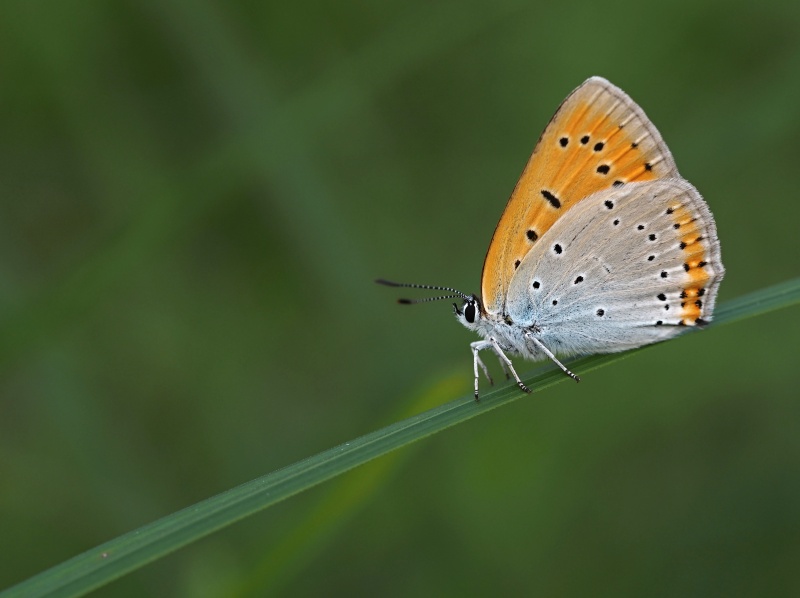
<box><xmin>227</xmin><ymin>372</ymin><xmax>467</xmax><ymax>598</ymax></box>
<box><xmin>3</xmin><ymin>277</ymin><xmax>799</xmax><ymax>598</ymax></box>
<box><xmin>713</xmin><ymin>277</ymin><xmax>800</xmax><ymax>325</ymax></box>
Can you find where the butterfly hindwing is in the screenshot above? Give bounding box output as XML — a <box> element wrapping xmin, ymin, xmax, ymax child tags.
<box><xmin>505</xmin><ymin>179</ymin><xmax>724</xmax><ymax>359</ymax></box>
<box><xmin>481</xmin><ymin>77</ymin><xmax>680</xmax><ymax>314</ymax></box>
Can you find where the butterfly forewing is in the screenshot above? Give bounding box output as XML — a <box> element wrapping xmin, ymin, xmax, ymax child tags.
<box><xmin>481</xmin><ymin>77</ymin><xmax>680</xmax><ymax>314</ymax></box>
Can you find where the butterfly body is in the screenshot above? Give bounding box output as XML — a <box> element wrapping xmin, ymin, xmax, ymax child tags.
<box><xmin>381</xmin><ymin>76</ymin><xmax>724</xmax><ymax>399</ymax></box>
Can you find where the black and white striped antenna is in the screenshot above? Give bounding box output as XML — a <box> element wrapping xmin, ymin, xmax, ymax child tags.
<box><xmin>375</xmin><ymin>279</ymin><xmax>471</xmax><ymax>305</ymax></box>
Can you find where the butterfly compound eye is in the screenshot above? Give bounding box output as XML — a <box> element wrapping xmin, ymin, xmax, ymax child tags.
<box><xmin>464</xmin><ymin>302</ymin><xmax>476</xmax><ymax>324</ymax></box>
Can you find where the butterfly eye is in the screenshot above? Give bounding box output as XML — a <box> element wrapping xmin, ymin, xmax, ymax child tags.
<box><xmin>464</xmin><ymin>302</ymin><xmax>476</xmax><ymax>324</ymax></box>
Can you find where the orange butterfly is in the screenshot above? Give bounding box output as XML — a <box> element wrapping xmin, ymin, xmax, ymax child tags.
<box><xmin>380</xmin><ymin>77</ymin><xmax>724</xmax><ymax>399</ymax></box>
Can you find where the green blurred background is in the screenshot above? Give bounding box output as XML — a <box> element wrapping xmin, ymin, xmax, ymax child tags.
<box><xmin>1</xmin><ymin>0</ymin><xmax>799</xmax><ymax>596</ymax></box>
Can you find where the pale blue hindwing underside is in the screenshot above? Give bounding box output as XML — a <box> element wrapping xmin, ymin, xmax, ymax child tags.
<box><xmin>503</xmin><ymin>178</ymin><xmax>724</xmax><ymax>358</ymax></box>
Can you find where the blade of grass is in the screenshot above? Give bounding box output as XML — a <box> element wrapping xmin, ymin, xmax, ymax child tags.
<box><xmin>228</xmin><ymin>371</ymin><xmax>467</xmax><ymax>598</ymax></box>
<box><xmin>3</xmin><ymin>278</ymin><xmax>799</xmax><ymax>598</ymax></box>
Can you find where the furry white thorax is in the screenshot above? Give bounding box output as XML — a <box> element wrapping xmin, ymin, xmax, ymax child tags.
<box><xmin>456</xmin><ymin>304</ymin><xmax>542</xmax><ymax>360</ymax></box>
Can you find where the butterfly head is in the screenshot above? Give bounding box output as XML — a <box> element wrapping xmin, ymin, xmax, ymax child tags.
<box><xmin>452</xmin><ymin>294</ymin><xmax>484</xmax><ymax>331</ymax></box>
<box><xmin>376</xmin><ymin>279</ymin><xmax>486</xmax><ymax>330</ymax></box>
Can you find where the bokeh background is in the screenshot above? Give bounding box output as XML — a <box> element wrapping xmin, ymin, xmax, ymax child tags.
<box><xmin>2</xmin><ymin>0</ymin><xmax>799</xmax><ymax>596</ymax></box>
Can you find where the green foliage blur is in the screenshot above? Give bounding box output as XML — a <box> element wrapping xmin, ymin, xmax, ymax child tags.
<box><xmin>1</xmin><ymin>0</ymin><xmax>799</xmax><ymax>596</ymax></box>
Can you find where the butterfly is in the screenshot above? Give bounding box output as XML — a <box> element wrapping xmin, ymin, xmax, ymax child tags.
<box><xmin>379</xmin><ymin>76</ymin><xmax>724</xmax><ymax>400</ymax></box>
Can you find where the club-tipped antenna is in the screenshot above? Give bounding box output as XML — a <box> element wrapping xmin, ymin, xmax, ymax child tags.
<box><xmin>375</xmin><ymin>278</ymin><xmax>472</xmax><ymax>304</ymax></box>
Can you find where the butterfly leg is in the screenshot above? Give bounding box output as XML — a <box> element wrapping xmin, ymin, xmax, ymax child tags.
<box><xmin>470</xmin><ymin>341</ymin><xmax>494</xmax><ymax>400</ymax></box>
<box><xmin>488</xmin><ymin>338</ymin><xmax>531</xmax><ymax>395</ymax></box>
<box><xmin>476</xmin><ymin>354</ymin><xmax>494</xmax><ymax>386</ymax></box>
<box><xmin>471</xmin><ymin>339</ymin><xmax>531</xmax><ymax>399</ymax></box>
<box><xmin>499</xmin><ymin>360</ymin><xmax>513</xmax><ymax>380</ymax></box>
<box><xmin>524</xmin><ymin>332</ymin><xmax>581</xmax><ymax>383</ymax></box>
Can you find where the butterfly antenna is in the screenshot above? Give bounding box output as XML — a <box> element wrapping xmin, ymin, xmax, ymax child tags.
<box><xmin>375</xmin><ymin>279</ymin><xmax>472</xmax><ymax>304</ymax></box>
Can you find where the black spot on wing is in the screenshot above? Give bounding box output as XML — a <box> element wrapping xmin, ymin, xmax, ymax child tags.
<box><xmin>541</xmin><ymin>189</ymin><xmax>561</xmax><ymax>209</ymax></box>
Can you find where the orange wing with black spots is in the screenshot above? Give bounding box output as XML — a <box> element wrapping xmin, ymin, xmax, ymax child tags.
<box><xmin>481</xmin><ymin>77</ymin><xmax>680</xmax><ymax>314</ymax></box>
<box><xmin>665</xmin><ymin>198</ymin><xmax>723</xmax><ymax>326</ymax></box>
